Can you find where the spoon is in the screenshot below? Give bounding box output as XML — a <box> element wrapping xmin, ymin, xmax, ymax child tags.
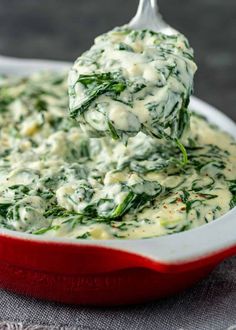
<box><xmin>129</xmin><ymin>0</ymin><xmax>178</xmax><ymax>35</ymax></box>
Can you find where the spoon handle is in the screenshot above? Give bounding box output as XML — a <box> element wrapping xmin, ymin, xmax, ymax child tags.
<box><xmin>129</xmin><ymin>0</ymin><xmax>168</xmax><ymax>31</ymax></box>
<box><xmin>136</xmin><ymin>0</ymin><xmax>159</xmax><ymax>17</ymax></box>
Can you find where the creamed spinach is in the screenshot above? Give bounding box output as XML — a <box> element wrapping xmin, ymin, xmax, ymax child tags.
<box><xmin>68</xmin><ymin>27</ymin><xmax>197</xmax><ymax>161</ymax></box>
<box><xmin>0</xmin><ymin>70</ymin><xmax>235</xmax><ymax>239</ymax></box>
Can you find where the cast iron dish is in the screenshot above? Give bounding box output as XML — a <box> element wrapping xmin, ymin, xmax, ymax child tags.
<box><xmin>0</xmin><ymin>56</ymin><xmax>235</xmax><ymax>305</ymax></box>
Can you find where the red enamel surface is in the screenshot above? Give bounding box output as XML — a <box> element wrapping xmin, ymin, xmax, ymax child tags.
<box><xmin>0</xmin><ymin>233</ymin><xmax>235</xmax><ymax>305</ymax></box>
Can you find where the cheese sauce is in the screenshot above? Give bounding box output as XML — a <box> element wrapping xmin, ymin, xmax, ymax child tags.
<box><xmin>0</xmin><ymin>71</ymin><xmax>235</xmax><ymax>239</ymax></box>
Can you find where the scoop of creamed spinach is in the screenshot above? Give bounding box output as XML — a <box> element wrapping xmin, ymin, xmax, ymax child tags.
<box><xmin>0</xmin><ymin>69</ymin><xmax>235</xmax><ymax>239</ymax></box>
<box><xmin>68</xmin><ymin>27</ymin><xmax>197</xmax><ymax>163</ymax></box>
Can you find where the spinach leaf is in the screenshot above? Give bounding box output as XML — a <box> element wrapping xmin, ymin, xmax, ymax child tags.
<box><xmin>109</xmin><ymin>181</ymin><xmax>164</xmax><ymax>219</ymax></box>
<box><xmin>70</xmin><ymin>72</ymin><xmax>126</xmax><ymax>118</ymax></box>
<box><xmin>115</xmin><ymin>43</ymin><xmax>134</xmax><ymax>52</ymax></box>
<box><xmin>33</xmin><ymin>225</ymin><xmax>60</xmax><ymax>235</ymax></box>
<box><xmin>110</xmin><ymin>192</ymin><xmax>136</xmax><ymax>218</ymax></box>
<box><xmin>76</xmin><ymin>232</ymin><xmax>91</xmax><ymax>239</ymax></box>
<box><xmin>0</xmin><ymin>203</ymin><xmax>12</xmax><ymax>218</ymax></box>
<box><xmin>180</xmin><ymin>189</ymin><xmax>217</xmax><ymax>214</ymax></box>
<box><xmin>107</xmin><ymin>120</ymin><xmax>120</xmax><ymax>140</ymax></box>
<box><xmin>229</xmin><ymin>180</ymin><xmax>236</xmax><ymax>209</ymax></box>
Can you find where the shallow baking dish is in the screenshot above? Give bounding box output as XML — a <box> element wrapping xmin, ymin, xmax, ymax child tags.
<box><xmin>0</xmin><ymin>56</ymin><xmax>235</xmax><ymax>306</ymax></box>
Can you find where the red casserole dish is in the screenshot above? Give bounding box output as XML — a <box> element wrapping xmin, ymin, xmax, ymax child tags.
<box><xmin>0</xmin><ymin>56</ymin><xmax>235</xmax><ymax>305</ymax></box>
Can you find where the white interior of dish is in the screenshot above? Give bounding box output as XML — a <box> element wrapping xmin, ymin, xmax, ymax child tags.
<box><xmin>0</xmin><ymin>55</ymin><xmax>235</xmax><ymax>264</ymax></box>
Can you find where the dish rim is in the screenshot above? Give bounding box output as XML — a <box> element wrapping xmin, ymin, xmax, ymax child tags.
<box><xmin>0</xmin><ymin>55</ymin><xmax>235</xmax><ymax>266</ymax></box>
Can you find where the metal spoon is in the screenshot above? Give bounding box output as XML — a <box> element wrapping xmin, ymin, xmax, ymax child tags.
<box><xmin>129</xmin><ymin>0</ymin><xmax>178</xmax><ymax>35</ymax></box>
